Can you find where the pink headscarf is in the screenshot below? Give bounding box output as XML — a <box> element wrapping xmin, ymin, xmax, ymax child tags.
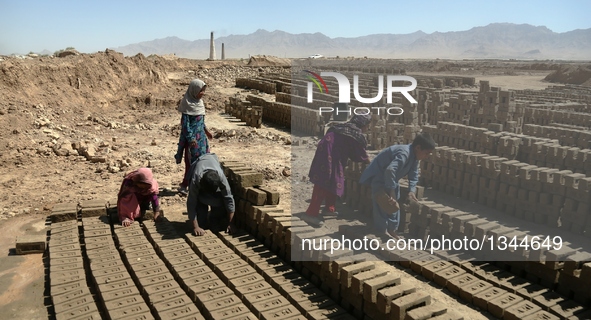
<box><xmin>124</xmin><ymin>168</ymin><xmax>159</xmax><ymax>195</ymax></box>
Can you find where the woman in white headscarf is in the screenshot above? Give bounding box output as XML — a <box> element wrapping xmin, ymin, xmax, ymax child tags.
<box><xmin>175</xmin><ymin>79</ymin><xmax>213</xmax><ymax>194</ymax></box>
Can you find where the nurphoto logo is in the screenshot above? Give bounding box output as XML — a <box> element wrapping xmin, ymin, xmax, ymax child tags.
<box><xmin>304</xmin><ymin>70</ymin><xmax>417</xmax><ymax>116</ymax></box>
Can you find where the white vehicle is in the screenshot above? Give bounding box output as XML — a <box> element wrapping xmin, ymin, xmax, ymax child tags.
<box><xmin>308</xmin><ymin>54</ymin><xmax>324</xmax><ymax>59</ymax></box>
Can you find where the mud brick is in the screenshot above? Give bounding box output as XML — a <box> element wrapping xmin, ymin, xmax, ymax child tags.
<box><xmin>545</xmin><ymin>246</ymin><xmax>577</xmax><ymax>270</ymax></box>
<box><xmin>80</xmin><ymin>206</ymin><xmax>106</xmax><ymax>218</ymax></box>
<box><xmin>99</xmin><ymin>286</ymin><xmax>139</xmax><ymax>304</ymax></box>
<box><xmin>245</xmin><ymin>187</ymin><xmax>268</xmax><ymax>205</ymax></box>
<box><xmin>340</xmin><ymin>261</ymin><xmax>376</xmax><ymax>289</ymax></box>
<box><xmin>376</xmin><ymin>283</ymin><xmax>416</xmax><ymax>314</ymax></box>
<box><xmin>93</xmin><ymin>271</ymin><xmax>130</xmax><ymax>287</ymax></box>
<box><xmin>532</xmin><ymin>291</ymin><xmax>564</xmax><ymax>311</ymax></box>
<box><xmin>549</xmin><ymin>300</ymin><xmax>586</xmax><ymax>319</ymax></box>
<box><xmin>53</xmin><ymin>293</ymin><xmax>96</xmax><ymax>315</ymax></box>
<box><xmin>55</xmin><ymin>304</ymin><xmax>101</xmax><ymax>320</ymax></box>
<box><xmin>103</xmin><ymin>294</ymin><xmax>145</xmax><ymax>311</ymax></box>
<box><xmin>143</xmin><ymin>280</ymin><xmax>181</xmax><ymax>297</ymax></box>
<box><xmin>458</xmin><ymin>280</ymin><xmax>492</xmax><ymax>303</ymax></box>
<box><xmin>51</xmin><ymin>279</ymin><xmax>89</xmax><ymax>297</ymax></box>
<box><xmin>410</xmin><ymin>255</ymin><xmax>440</xmax><ymax>274</ymax></box>
<box><xmin>51</xmin><ymin>286</ymin><xmax>91</xmax><ymax>306</ymax></box>
<box><xmin>51</xmin><ymin>261</ymin><xmax>85</xmax><ymax>273</ymax></box>
<box><xmin>15</xmin><ymin>234</ymin><xmax>47</xmax><ymax>254</ymax></box>
<box><xmin>137</xmin><ymin>271</ymin><xmax>176</xmax><ymax>289</ymax></box>
<box><xmin>260</xmin><ymin>305</ymin><xmax>303</xmax><ymax>320</ymax></box>
<box><xmin>195</xmin><ymin>286</ymin><xmax>235</xmax><ymax>307</ymax></box>
<box><xmin>106</xmin><ymin>303</ymin><xmax>153</xmax><ymax>320</ymax></box>
<box><xmin>234</xmin><ymin>279</ymin><xmax>274</xmax><ymax>299</ymax></box>
<box><xmin>431</xmin><ymin>264</ymin><xmax>465</xmax><ymax>287</ymax></box>
<box><xmin>242</xmin><ymin>287</ymin><xmax>280</xmax><ymax>309</ymax></box>
<box><xmin>158</xmin><ymin>304</ymin><xmax>201</xmax><ymax>319</ymax></box>
<box><xmin>390</xmin><ymin>291</ymin><xmax>431</xmax><ymax>320</ymax></box>
<box><xmin>207</xmin><ymin>254</ymin><xmax>242</xmax><ymax>270</ymax></box>
<box><xmin>441</xmin><ymin>211</ymin><xmax>469</xmax><ymax>229</ymax></box>
<box><xmin>523</xmin><ymin>311</ymin><xmax>560</xmax><ymax>320</ymax></box>
<box><xmin>398</xmin><ymin>251</ymin><xmax>432</xmax><ymax>269</ymax></box>
<box><xmin>209</xmin><ymin>303</ymin><xmax>252</xmax><ymax>320</ymax></box>
<box><xmin>563</xmin><ymin>252</ymin><xmax>591</xmax><ymax>276</ymax></box>
<box><xmin>349</xmin><ymin>267</ymin><xmax>389</xmax><ymax>296</ymax></box>
<box><xmin>228</xmin><ymin>273</ymin><xmax>266</xmax><ymax>291</ymax></box>
<box><xmin>121</xmin><ymin>249</ymin><xmax>156</xmax><ymax>262</ymax></box>
<box><xmin>83</xmin><ymin>228</ymin><xmax>111</xmax><ymax>238</ymax></box>
<box><xmin>474</xmin><ymin>222</ymin><xmax>501</xmax><ymax>240</ymax></box>
<box><xmin>503</xmin><ymin>300</ymin><xmax>543</xmax><ymax>320</ymax></box>
<box><xmin>98</xmin><ymin>278</ymin><xmax>138</xmax><ymax>294</ymax></box>
<box><xmin>463</xmin><ymin>218</ymin><xmax>489</xmax><ymax>238</ymax></box>
<box><xmin>49</xmin><ymin>241</ymin><xmax>80</xmax><ymax>253</ymax></box>
<box><xmin>51</xmin><ymin>206</ymin><xmax>79</xmax><ymax>222</ymax></box>
<box><xmin>235</xmin><ymin>171</ymin><xmax>264</xmax><ymax>188</ymax></box>
<box><xmin>363</xmin><ymin>273</ymin><xmax>401</xmax><ymax>303</ymax></box>
<box><xmin>473</xmin><ymin>287</ymin><xmax>509</xmax><ymax>311</ymax></box>
<box><xmin>51</xmin><ymin>256</ymin><xmax>85</xmax><ymax>269</ymax></box>
<box><xmin>446</xmin><ymin>273</ymin><xmax>479</xmax><ymax>296</ymax></box>
<box><xmin>487</xmin><ymin>292</ymin><xmax>524</xmax><ymax>318</ymax></box>
<box><xmin>404</xmin><ymin>302</ymin><xmax>447</xmax><ymax>320</ymax></box>
<box><xmin>421</xmin><ymin>261</ymin><xmax>453</xmax><ymax>281</ymax></box>
<box><xmin>157</xmin><ymin>243</ymin><xmax>192</xmax><ymax>257</ymax></box>
<box><xmin>202</xmin><ymin>248</ymin><xmax>238</xmax><ymax>264</ymax></box>
<box><xmin>451</xmin><ymin>214</ymin><xmax>479</xmax><ymax>233</ymax></box>
<box><xmin>255</xmin><ymin>186</ymin><xmax>280</xmax><ymax>205</ymax></box>
<box><xmin>251</xmin><ymin>296</ymin><xmax>293</xmax><ymax>317</ymax></box>
<box><xmin>202</xmin><ymin>294</ymin><xmax>242</xmax><ymax>315</ymax></box>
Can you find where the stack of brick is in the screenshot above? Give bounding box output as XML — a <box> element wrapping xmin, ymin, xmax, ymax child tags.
<box><xmin>225</xmin><ymin>97</ymin><xmax>263</xmax><ymax>128</ymax></box>
<box><xmin>235</xmin><ymin>77</ymin><xmax>276</xmax><ymax>94</ymax></box>
<box><xmin>559</xmin><ymin>174</ymin><xmax>591</xmax><ymax>234</ymax></box>
<box><xmin>524</xmin><ymin>124</ymin><xmax>591</xmax><ymax>149</ymax></box>
<box><xmin>497</xmin><ymin>136</ymin><xmax>521</xmax><ymax>160</ymax></box>
<box><xmin>246</xmin><ymin>95</ymin><xmax>291</xmax><ymax>128</ymax></box>
<box><xmin>524</xmin><ymin>108</ymin><xmax>591</xmax><ymax>129</ymax></box>
<box><xmin>50</xmin><ymin>202</ymin><xmax>79</xmax><ymax>222</ymax></box>
<box><xmin>447</xmin><ymin>93</ymin><xmax>474</xmax><ymax>125</ymax></box>
<box><xmin>404</xmin><ymin>200</ymin><xmax>591</xmax><ymax>313</ymax></box>
<box><xmin>219</xmin><ymin>160</ymin><xmax>283</xmax><ymax>239</ymax></box>
<box><xmin>426</xmin><ymin>91</ymin><xmax>447</xmax><ymax>126</ymax></box>
<box><xmin>50</xmin><ymin>218</ymin><xmax>102</xmax><ymax>319</ymax></box>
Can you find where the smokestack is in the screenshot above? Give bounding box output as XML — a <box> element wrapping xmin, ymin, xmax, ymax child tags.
<box><xmin>209</xmin><ymin>31</ymin><xmax>216</xmax><ymax>60</ymax></box>
<box><xmin>221</xmin><ymin>43</ymin><xmax>225</xmax><ymax>60</ymax></box>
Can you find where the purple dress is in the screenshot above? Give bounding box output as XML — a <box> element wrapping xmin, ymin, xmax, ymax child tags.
<box><xmin>308</xmin><ymin>132</ymin><xmax>369</xmax><ymax>197</ymax></box>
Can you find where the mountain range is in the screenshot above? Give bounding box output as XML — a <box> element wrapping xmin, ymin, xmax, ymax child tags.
<box><xmin>112</xmin><ymin>23</ymin><xmax>591</xmax><ymax>60</ymax></box>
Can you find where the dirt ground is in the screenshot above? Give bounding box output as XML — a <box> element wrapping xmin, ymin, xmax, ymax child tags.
<box><xmin>0</xmin><ymin>52</ymin><xmax>568</xmax><ymax>319</ymax></box>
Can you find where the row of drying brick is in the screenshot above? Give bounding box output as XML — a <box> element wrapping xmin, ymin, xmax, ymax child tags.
<box><xmin>337</xmin><ymin>223</ymin><xmax>591</xmax><ymax>320</ymax></box>
<box><xmin>291</xmin><ymin>222</ymin><xmax>463</xmax><ymax>320</ymax></box>
<box><xmin>404</xmin><ymin>200</ymin><xmax>591</xmax><ymax>309</ymax></box>
<box><xmin>50</xmin><ymin>200</ymin><xmax>113</xmax><ymax>223</ymax></box>
<box><xmin>236</xmin><ymin>78</ymin><xmax>277</xmax><ymax>95</ymax></box>
<box><xmin>340</xmin><ymin>157</ymin><xmax>591</xmax><ymax>317</ymax></box>
<box><xmin>419</xmin><ymin>146</ymin><xmax>591</xmax><ymax>236</ymax></box>
<box><xmin>245</xmin><ymin>94</ymin><xmax>291</xmax><ymax>128</ymax></box>
<box><xmin>143</xmin><ymin>218</ymin><xmax>304</xmax><ymax>320</ymax></box>
<box><xmin>523</xmin><ymin>108</ymin><xmax>591</xmax><ymax>130</ymax></box>
<box><xmin>422</xmin><ymin>121</ymin><xmax>591</xmax><ymax>171</ymax></box>
<box><xmin>225</xmin><ymin>96</ymin><xmax>263</xmax><ymax>128</ymax></box>
<box><xmin>109</xmin><ymin>220</ymin><xmax>203</xmax><ymax>320</ymax></box>
<box><xmin>229</xmin><ymin>191</ymin><xmax>462</xmax><ymax>320</ymax></box>
<box><xmin>49</xmin><ymin>219</ymin><xmax>102</xmax><ymax>320</ymax></box>
<box><xmin>523</xmin><ymin>124</ymin><xmax>591</xmax><ymax>150</ymax></box>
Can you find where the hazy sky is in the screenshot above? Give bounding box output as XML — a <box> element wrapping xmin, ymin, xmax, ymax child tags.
<box><xmin>1</xmin><ymin>0</ymin><xmax>589</xmax><ymax>55</ymax></box>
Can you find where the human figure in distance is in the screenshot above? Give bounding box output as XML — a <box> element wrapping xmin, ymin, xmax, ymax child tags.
<box><xmin>302</xmin><ymin>114</ymin><xmax>372</xmax><ymax>227</ymax></box>
<box><xmin>359</xmin><ymin>133</ymin><xmax>435</xmax><ymax>238</ymax></box>
<box><xmin>186</xmin><ymin>153</ymin><xmax>235</xmax><ymax>236</ymax></box>
<box><xmin>117</xmin><ymin>168</ymin><xmax>161</xmax><ymax>227</ymax></box>
<box><xmin>175</xmin><ymin>79</ymin><xmax>213</xmax><ymax>195</ymax></box>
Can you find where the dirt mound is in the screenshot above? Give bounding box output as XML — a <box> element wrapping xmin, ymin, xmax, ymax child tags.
<box><xmin>247</xmin><ymin>55</ymin><xmax>291</xmax><ymax>67</ymax></box>
<box><xmin>544</xmin><ymin>64</ymin><xmax>591</xmax><ymax>86</ymax></box>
